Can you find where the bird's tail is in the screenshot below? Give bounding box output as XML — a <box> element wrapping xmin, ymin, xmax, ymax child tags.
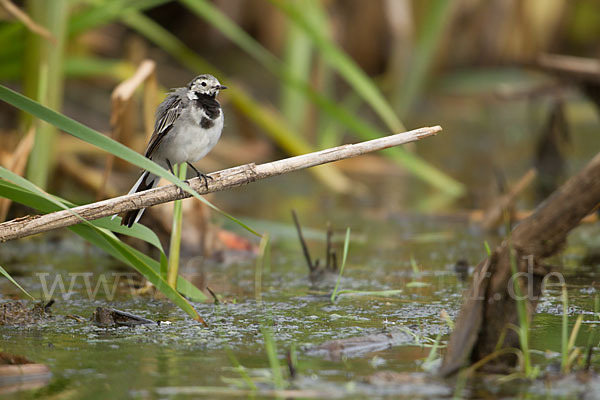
<box><xmin>117</xmin><ymin>170</ymin><xmax>159</xmax><ymax>227</ymax></box>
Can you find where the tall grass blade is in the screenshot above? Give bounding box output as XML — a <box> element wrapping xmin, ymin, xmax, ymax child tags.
<box><xmin>330</xmin><ymin>227</ymin><xmax>351</xmax><ymax>303</ymax></box>
<box><xmin>318</xmin><ymin>93</ymin><xmax>359</xmax><ymax>150</ymax></box>
<box><xmin>484</xmin><ymin>240</ymin><xmax>492</xmax><ymax>256</ymax></box>
<box><xmin>392</xmin><ymin>0</ymin><xmax>454</xmax><ymax>117</ymax></box>
<box><xmin>441</xmin><ymin>309</ymin><xmax>454</xmax><ymax>330</ymax></box>
<box><xmin>305</xmin><ymin>0</ymin><xmax>343</xmax><ymax>149</ymax></box>
<box><xmin>0</xmin><ymin>264</ymin><xmax>35</xmax><ymax>300</ymax></box>
<box><xmin>280</xmin><ymin>0</ymin><xmax>313</xmax><ymax>132</ymax></box>
<box><xmin>509</xmin><ymin>245</ymin><xmax>532</xmax><ymax>376</ymax></box>
<box><xmin>227</xmin><ymin>86</ymin><xmax>351</xmax><ymax>192</ymax></box>
<box><xmin>424</xmin><ymin>332</ymin><xmax>442</xmax><ymax>366</ymax></box>
<box><xmin>563</xmin><ymin>314</ymin><xmax>583</xmax><ymax>373</ymax></box>
<box><xmin>224</xmin><ymin>347</ymin><xmax>258</xmax><ymax>391</ymax></box>
<box><xmin>261</xmin><ymin>325</ymin><xmax>285</xmax><ymax>390</ymax></box>
<box><xmin>180</xmin><ymin>0</ymin><xmax>279</xmax><ymax>71</ymax></box>
<box><xmin>0</xmin><ymin>56</ymin><xmax>134</xmax><ymax>83</ymax></box>
<box><xmin>23</xmin><ymin>0</ymin><xmax>69</xmax><ymax>189</ymax></box>
<box><xmin>410</xmin><ymin>256</ymin><xmax>420</xmax><ymax>275</ymax></box>
<box><xmin>453</xmin><ymin>370</ymin><xmax>468</xmax><ymax>400</ymax></box>
<box><xmin>167</xmin><ymin>164</ymin><xmax>186</xmax><ymax>288</ymax></box>
<box><xmin>255</xmin><ymin>233</ymin><xmax>270</xmax><ymax>305</ymax></box>
<box><xmin>567</xmin><ymin>314</ymin><xmax>583</xmax><ymax>352</ymax></box>
<box><xmin>561</xmin><ymin>284</ymin><xmax>569</xmax><ymax>372</ymax></box>
<box><xmin>269</xmin><ymin>0</ymin><xmax>405</xmax><ymax>133</ymax></box>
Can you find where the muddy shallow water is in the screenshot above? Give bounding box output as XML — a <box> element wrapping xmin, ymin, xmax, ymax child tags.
<box><xmin>2</xmin><ymin>205</ymin><xmax>600</xmax><ymax>399</ymax></box>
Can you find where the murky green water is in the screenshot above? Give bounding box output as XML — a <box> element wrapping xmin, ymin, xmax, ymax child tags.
<box><xmin>3</xmin><ymin>213</ymin><xmax>600</xmax><ymax>399</ymax></box>
<box><xmin>2</xmin><ymin>92</ymin><xmax>600</xmax><ymax>399</ymax></box>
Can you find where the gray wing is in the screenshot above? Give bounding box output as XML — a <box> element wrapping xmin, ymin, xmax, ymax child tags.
<box><xmin>144</xmin><ymin>88</ymin><xmax>186</xmax><ymax>158</ymax></box>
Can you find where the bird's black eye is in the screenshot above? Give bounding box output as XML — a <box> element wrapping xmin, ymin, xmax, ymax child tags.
<box><xmin>201</xmin><ymin>82</ymin><xmax>207</xmax><ymax>87</ymax></box>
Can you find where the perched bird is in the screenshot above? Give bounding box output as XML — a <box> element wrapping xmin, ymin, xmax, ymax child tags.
<box><xmin>119</xmin><ymin>74</ymin><xmax>226</xmax><ymax>227</ymax></box>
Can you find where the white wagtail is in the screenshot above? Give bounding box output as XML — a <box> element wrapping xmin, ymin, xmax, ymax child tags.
<box><xmin>118</xmin><ymin>74</ymin><xmax>227</xmax><ymax>227</ymax></box>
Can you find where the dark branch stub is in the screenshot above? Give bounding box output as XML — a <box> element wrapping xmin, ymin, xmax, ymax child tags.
<box><xmin>291</xmin><ymin>210</ymin><xmax>315</xmax><ymax>271</ymax></box>
<box><xmin>325</xmin><ymin>222</ymin><xmax>338</xmax><ymax>272</ymax></box>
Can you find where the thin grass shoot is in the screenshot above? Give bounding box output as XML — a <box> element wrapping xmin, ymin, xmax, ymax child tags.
<box><xmin>330</xmin><ymin>227</ymin><xmax>351</xmax><ymax>303</ymax></box>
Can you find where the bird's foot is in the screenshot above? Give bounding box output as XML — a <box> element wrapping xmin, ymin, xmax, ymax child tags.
<box><xmin>186</xmin><ymin>162</ymin><xmax>213</xmax><ymax>190</ymax></box>
<box><xmin>197</xmin><ymin>173</ymin><xmax>213</xmax><ymax>190</ymax></box>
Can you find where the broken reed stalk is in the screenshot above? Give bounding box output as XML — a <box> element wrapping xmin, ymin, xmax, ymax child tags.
<box><xmin>0</xmin><ymin>129</ymin><xmax>34</xmax><ymax>221</ymax></box>
<box><xmin>0</xmin><ymin>0</ymin><xmax>56</xmax><ymax>44</ymax></box>
<box><xmin>537</xmin><ymin>54</ymin><xmax>600</xmax><ymax>82</ymax></box>
<box><xmin>0</xmin><ymin>126</ymin><xmax>442</xmax><ymax>242</ymax></box>
<box><xmin>102</xmin><ymin>60</ymin><xmax>157</xmax><ymax>199</ymax></box>
<box><xmin>440</xmin><ymin>151</ymin><xmax>600</xmax><ymax>376</ymax></box>
<box><xmin>480</xmin><ymin>168</ymin><xmax>537</xmax><ymax>231</ymax></box>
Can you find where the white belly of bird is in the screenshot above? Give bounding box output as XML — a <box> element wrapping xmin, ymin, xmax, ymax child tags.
<box><xmin>155</xmin><ymin>111</ymin><xmax>223</xmax><ymax>167</ymax></box>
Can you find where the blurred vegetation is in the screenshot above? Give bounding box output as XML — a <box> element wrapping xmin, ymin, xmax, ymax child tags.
<box><xmin>2</xmin><ymin>0</ymin><xmax>599</xmax><ymax>196</ymax></box>
<box><xmin>1</xmin><ymin>0</ymin><xmax>599</xmax><ymax>311</ymax></box>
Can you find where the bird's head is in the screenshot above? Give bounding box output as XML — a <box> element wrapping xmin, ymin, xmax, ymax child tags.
<box><xmin>188</xmin><ymin>74</ymin><xmax>227</xmax><ymax>99</ymax></box>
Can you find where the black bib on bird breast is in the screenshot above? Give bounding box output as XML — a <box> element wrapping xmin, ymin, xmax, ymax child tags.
<box><xmin>194</xmin><ymin>94</ymin><xmax>221</xmax><ymax>119</ymax></box>
<box><xmin>194</xmin><ymin>94</ymin><xmax>221</xmax><ymax>129</ymax></box>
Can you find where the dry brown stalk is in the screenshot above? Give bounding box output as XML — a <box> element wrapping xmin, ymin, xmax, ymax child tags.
<box><xmin>0</xmin><ymin>129</ymin><xmax>35</xmax><ymax>221</ymax></box>
<box><xmin>480</xmin><ymin>168</ymin><xmax>537</xmax><ymax>230</ymax></box>
<box><xmin>0</xmin><ymin>0</ymin><xmax>56</xmax><ymax>44</ymax></box>
<box><xmin>0</xmin><ymin>126</ymin><xmax>442</xmax><ymax>242</ymax></box>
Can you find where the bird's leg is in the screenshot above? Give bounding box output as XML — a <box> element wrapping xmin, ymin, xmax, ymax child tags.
<box><xmin>166</xmin><ymin>158</ymin><xmax>191</xmax><ymax>189</ymax></box>
<box><xmin>166</xmin><ymin>159</ymin><xmax>175</xmax><ymax>175</ymax></box>
<box><xmin>187</xmin><ymin>162</ymin><xmax>213</xmax><ymax>190</ymax></box>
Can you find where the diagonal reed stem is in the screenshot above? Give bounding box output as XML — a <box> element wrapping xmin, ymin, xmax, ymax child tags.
<box><xmin>0</xmin><ymin>125</ymin><xmax>442</xmax><ymax>242</ymax></box>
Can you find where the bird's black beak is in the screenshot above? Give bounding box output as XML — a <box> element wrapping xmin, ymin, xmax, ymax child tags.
<box><xmin>218</xmin><ymin>85</ymin><xmax>227</xmax><ymax>90</ymax></box>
